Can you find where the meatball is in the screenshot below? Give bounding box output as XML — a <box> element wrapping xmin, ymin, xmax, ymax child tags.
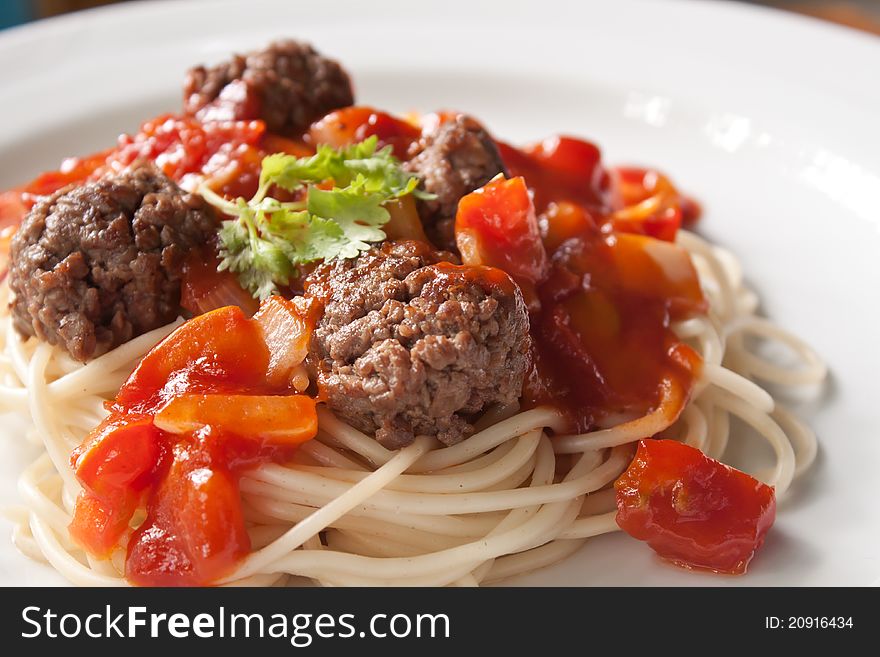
<box><xmin>8</xmin><ymin>164</ymin><xmax>217</xmax><ymax>362</ymax></box>
<box><xmin>405</xmin><ymin>115</ymin><xmax>508</xmax><ymax>252</ymax></box>
<box><xmin>304</xmin><ymin>240</ymin><xmax>530</xmax><ymax>449</ymax></box>
<box><xmin>183</xmin><ymin>39</ymin><xmax>354</xmax><ymax>135</ymax></box>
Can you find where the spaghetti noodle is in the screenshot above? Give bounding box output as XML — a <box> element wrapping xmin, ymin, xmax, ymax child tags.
<box><xmin>0</xmin><ymin>229</ymin><xmax>825</xmax><ymax>586</ymax></box>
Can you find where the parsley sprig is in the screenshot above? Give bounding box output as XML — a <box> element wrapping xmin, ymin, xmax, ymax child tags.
<box><xmin>200</xmin><ymin>137</ymin><xmax>429</xmax><ymax>300</ymax></box>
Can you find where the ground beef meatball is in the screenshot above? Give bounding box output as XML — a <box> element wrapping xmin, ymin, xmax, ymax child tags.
<box><xmin>183</xmin><ymin>39</ymin><xmax>354</xmax><ymax>135</ymax></box>
<box><xmin>8</xmin><ymin>164</ymin><xmax>217</xmax><ymax>362</ymax></box>
<box><xmin>304</xmin><ymin>240</ymin><xmax>529</xmax><ymax>449</ymax></box>
<box><xmin>405</xmin><ymin>115</ymin><xmax>508</xmax><ymax>252</ymax></box>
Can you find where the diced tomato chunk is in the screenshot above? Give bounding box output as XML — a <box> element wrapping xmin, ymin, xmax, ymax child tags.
<box><xmin>455</xmin><ymin>175</ymin><xmax>548</xmax><ymax>292</ymax></box>
<box><xmin>308</xmin><ymin>106</ymin><xmax>421</xmax><ymax>159</ymax></box>
<box><xmin>114</xmin><ymin>306</ymin><xmax>270</xmax><ymax>413</ymax></box>
<box><xmin>110</xmin><ymin>114</ymin><xmax>266</xmax><ymax>198</ymax></box>
<box><xmin>126</xmin><ymin>443</ymin><xmax>250</xmax><ymax>587</ymax></box>
<box><xmin>23</xmin><ymin>149</ymin><xmax>114</xmax><ymax>199</ymax></box>
<box><xmin>0</xmin><ymin>192</ymin><xmax>28</xmax><ymax>231</ymax></box>
<box><xmin>69</xmin><ymin>491</ymin><xmax>140</xmax><ymax>558</ymax></box>
<box><xmin>498</xmin><ymin>136</ymin><xmax>612</xmax><ymax>213</ymax></box>
<box><xmin>71</xmin><ymin>415</ymin><xmax>160</xmax><ymax>499</ymax></box>
<box><xmin>112</xmin><ymin>114</ymin><xmax>264</xmax><ymax>178</ymax></box>
<box><xmin>611</xmin><ymin>167</ymin><xmax>692</xmax><ymax>242</ymax></box>
<box><xmin>174</xmin><ymin>460</ymin><xmax>250</xmax><ymax>583</ymax></box>
<box><xmin>68</xmin><ymin>415</ymin><xmax>161</xmax><ymax>557</ymax></box>
<box><xmin>154</xmin><ymin>394</ymin><xmax>318</xmax><ymax>447</ymax></box>
<box><xmin>528</xmin><ymin>135</ymin><xmax>602</xmax><ymax>183</ymax></box>
<box><xmin>615</xmin><ymin>439</ymin><xmax>777</xmax><ymax>574</ymax></box>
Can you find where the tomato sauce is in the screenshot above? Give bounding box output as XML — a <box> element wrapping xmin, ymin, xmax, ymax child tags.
<box><xmin>0</xmin><ymin>113</ymin><xmax>311</xmax><ymax>232</ymax></box>
<box><xmin>462</xmin><ymin>136</ymin><xmax>707</xmax><ymax>433</ymax></box>
<box><xmin>497</xmin><ymin>137</ymin><xmax>613</xmax><ymax>214</ymax></box>
<box><xmin>526</xmin><ymin>232</ymin><xmax>704</xmax><ymax>432</ymax></box>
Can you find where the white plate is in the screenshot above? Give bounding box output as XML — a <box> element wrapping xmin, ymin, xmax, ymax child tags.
<box><xmin>1</xmin><ymin>0</ymin><xmax>878</xmax><ymax>586</ymax></box>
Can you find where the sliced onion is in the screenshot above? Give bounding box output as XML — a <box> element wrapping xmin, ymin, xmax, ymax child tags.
<box><xmin>383</xmin><ymin>195</ymin><xmax>429</xmax><ymax>242</ymax></box>
<box><xmin>180</xmin><ymin>252</ymin><xmax>259</xmax><ymax>317</ymax></box>
<box><xmin>254</xmin><ymin>295</ymin><xmax>314</xmax><ymax>389</ymax></box>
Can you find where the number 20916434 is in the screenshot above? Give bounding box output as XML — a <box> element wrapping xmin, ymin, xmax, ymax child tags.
<box><xmin>765</xmin><ymin>617</ymin><xmax>854</xmax><ymax>630</ymax></box>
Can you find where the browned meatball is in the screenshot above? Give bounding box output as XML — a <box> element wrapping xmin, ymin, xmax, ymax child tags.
<box><xmin>405</xmin><ymin>115</ymin><xmax>508</xmax><ymax>252</ymax></box>
<box><xmin>8</xmin><ymin>164</ymin><xmax>217</xmax><ymax>362</ymax></box>
<box><xmin>183</xmin><ymin>39</ymin><xmax>354</xmax><ymax>135</ymax></box>
<box><xmin>304</xmin><ymin>241</ymin><xmax>530</xmax><ymax>449</ymax></box>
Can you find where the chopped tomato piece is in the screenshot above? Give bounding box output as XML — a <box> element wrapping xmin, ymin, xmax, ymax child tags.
<box><xmin>528</xmin><ymin>136</ymin><xmax>602</xmax><ymax>184</ymax></box>
<box><xmin>173</xmin><ymin>460</ymin><xmax>249</xmax><ymax>583</ymax></box>
<box><xmin>615</xmin><ymin>439</ymin><xmax>777</xmax><ymax>574</ymax></box>
<box><xmin>114</xmin><ymin>305</ymin><xmax>270</xmax><ymax>413</ymax></box>
<box><xmin>68</xmin><ymin>415</ymin><xmax>160</xmax><ymax>557</ymax></box>
<box><xmin>112</xmin><ymin>114</ymin><xmax>265</xmax><ymax>177</ymax></box>
<box><xmin>22</xmin><ymin>149</ymin><xmax>114</xmax><ymax>199</ymax></box>
<box><xmin>498</xmin><ymin>136</ymin><xmax>612</xmax><ymax>213</ymax></box>
<box><xmin>154</xmin><ymin>394</ymin><xmax>318</xmax><ymax>447</ymax></box>
<box><xmin>0</xmin><ymin>192</ymin><xmax>28</xmax><ymax>230</ymax></box>
<box><xmin>455</xmin><ymin>175</ymin><xmax>549</xmax><ymax>295</ymax></box>
<box><xmin>69</xmin><ymin>491</ymin><xmax>139</xmax><ymax>559</ymax></box>
<box><xmin>0</xmin><ymin>148</ymin><xmax>114</xmax><ymax>236</ymax></box>
<box><xmin>71</xmin><ymin>415</ymin><xmax>160</xmax><ymax>499</ymax></box>
<box><xmin>611</xmin><ymin>167</ymin><xmax>691</xmax><ymax>242</ymax></box>
<box><xmin>308</xmin><ymin>106</ymin><xmax>421</xmax><ymax>158</ymax></box>
<box><xmin>111</xmin><ymin>114</ymin><xmax>266</xmax><ymax>198</ymax></box>
<box><xmin>126</xmin><ymin>444</ymin><xmax>250</xmax><ymax>587</ymax></box>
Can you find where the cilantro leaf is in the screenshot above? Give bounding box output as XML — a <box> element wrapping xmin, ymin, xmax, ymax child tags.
<box><xmin>307</xmin><ymin>184</ymin><xmax>389</xmax><ymax>258</ymax></box>
<box><xmin>204</xmin><ymin>137</ymin><xmax>426</xmax><ymax>300</ymax></box>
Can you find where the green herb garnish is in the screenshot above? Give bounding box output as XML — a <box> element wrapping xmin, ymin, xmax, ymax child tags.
<box><xmin>200</xmin><ymin>137</ymin><xmax>430</xmax><ymax>300</ymax></box>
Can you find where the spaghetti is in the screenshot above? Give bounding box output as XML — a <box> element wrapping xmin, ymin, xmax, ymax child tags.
<box><xmin>0</xmin><ymin>229</ymin><xmax>825</xmax><ymax>586</ymax></box>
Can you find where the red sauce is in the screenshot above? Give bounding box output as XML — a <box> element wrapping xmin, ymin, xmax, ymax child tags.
<box><xmin>454</xmin><ymin>175</ymin><xmax>548</xmax><ymax>307</ymax></box>
<box><xmin>526</xmin><ymin>231</ymin><xmax>704</xmax><ymax>431</ymax></box>
<box><xmin>462</xmin><ymin>136</ymin><xmax>706</xmax><ymax>432</ymax></box>
<box><xmin>498</xmin><ymin>136</ymin><xmax>613</xmax><ymax>214</ymax></box>
<box><xmin>0</xmin><ymin>113</ymin><xmax>310</xmax><ymax>233</ymax></box>
<box><xmin>430</xmin><ymin>260</ymin><xmax>521</xmax><ymax>299</ymax></box>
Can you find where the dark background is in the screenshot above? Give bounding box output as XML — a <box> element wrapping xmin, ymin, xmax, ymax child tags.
<box><xmin>1</xmin><ymin>0</ymin><xmax>879</xmax><ymax>35</ymax></box>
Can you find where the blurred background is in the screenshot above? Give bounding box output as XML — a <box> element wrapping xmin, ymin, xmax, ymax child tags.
<box><xmin>1</xmin><ymin>0</ymin><xmax>879</xmax><ymax>34</ymax></box>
